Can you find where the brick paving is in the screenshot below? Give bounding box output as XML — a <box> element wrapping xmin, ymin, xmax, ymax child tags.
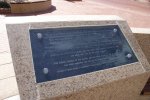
<box><xmin>5</xmin><ymin>0</ymin><xmax>150</xmax><ymax>28</ymax></box>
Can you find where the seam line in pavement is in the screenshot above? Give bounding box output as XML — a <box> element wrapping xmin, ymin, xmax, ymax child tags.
<box><xmin>2</xmin><ymin>94</ymin><xmax>19</xmax><ymax>100</ymax></box>
<box><xmin>0</xmin><ymin>76</ymin><xmax>15</xmax><ymax>81</ymax></box>
<box><xmin>0</xmin><ymin>51</ymin><xmax>10</xmax><ymax>54</ymax></box>
<box><xmin>0</xmin><ymin>62</ymin><xmax>12</xmax><ymax>67</ymax></box>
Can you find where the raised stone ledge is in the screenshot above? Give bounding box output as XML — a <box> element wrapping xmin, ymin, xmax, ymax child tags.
<box><xmin>10</xmin><ymin>0</ymin><xmax>51</xmax><ymax>13</ymax></box>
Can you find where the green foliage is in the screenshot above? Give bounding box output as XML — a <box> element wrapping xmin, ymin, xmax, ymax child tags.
<box><xmin>0</xmin><ymin>1</ymin><xmax>10</xmax><ymax>8</ymax></box>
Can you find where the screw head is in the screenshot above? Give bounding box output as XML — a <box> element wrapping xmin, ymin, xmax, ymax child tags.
<box><xmin>43</xmin><ymin>68</ymin><xmax>49</xmax><ymax>74</ymax></box>
<box><xmin>126</xmin><ymin>53</ymin><xmax>132</xmax><ymax>59</ymax></box>
<box><xmin>113</xmin><ymin>28</ymin><xmax>117</xmax><ymax>33</ymax></box>
<box><xmin>37</xmin><ymin>33</ymin><xmax>42</xmax><ymax>39</ymax></box>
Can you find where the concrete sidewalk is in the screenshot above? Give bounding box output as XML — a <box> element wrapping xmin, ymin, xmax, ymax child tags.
<box><xmin>3</xmin><ymin>95</ymin><xmax>20</xmax><ymax>100</ymax></box>
<box><xmin>0</xmin><ymin>16</ymin><xmax>19</xmax><ymax>100</ymax></box>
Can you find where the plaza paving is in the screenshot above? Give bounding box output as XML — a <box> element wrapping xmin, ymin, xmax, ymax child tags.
<box><xmin>0</xmin><ymin>16</ymin><xmax>19</xmax><ymax>100</ymax></box>
<box><xmin>0</xmin><ymin>0</ymin><xmax>150</xmax><ymax>99</ymax></box>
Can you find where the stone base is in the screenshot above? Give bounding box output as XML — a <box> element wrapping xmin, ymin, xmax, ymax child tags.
<box><xmin>10</xmin><ymin>0</ymin><xmax>51</xmax><ymax>14</ymax></box>
<box><xmin>48</xmin><ymin>72</ymin><xmax>150</xmax><ymax>100</ymax></box>
<box><xmin>6</xmin><ymin>15</ymin><xmax>150</xmax><ymax>100</ymax></box>
<box><xmin>0</xmin><ymin>8</ymin><xmax>11</xmax><ymax>14</ymax></box>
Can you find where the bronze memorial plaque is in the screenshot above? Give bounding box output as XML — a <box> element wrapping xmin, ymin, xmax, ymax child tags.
<box><xmin>29</xmin><ymin>25</ymin><xmax>138</xmax><ymax>83</ymax></box>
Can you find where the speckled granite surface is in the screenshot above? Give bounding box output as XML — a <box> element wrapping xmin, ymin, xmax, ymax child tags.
<box><xmin>134</xmin><ymin>34</ymin><xmax>150</xmax><ymax>64</ymax></box>
<box><xmin>49</xmin><ymin>72</ymin><xmax>150</xmax><ymax>100</ymax></box>
<box><xmin>6</xmin><ymin>15</ymin><xmax>150</xmax><ymax>100</ymax></box>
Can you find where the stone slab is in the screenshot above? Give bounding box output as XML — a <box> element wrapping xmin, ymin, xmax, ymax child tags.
<box><xmin>4</xmin><ymin>95</ymin><xmax>20</xmax><ymax>100</ymax></box>
<box><xmin>49</xmin><ymin>72</ymin><xmax>150</xmax><ymax>100</ymax></box>
<box><xmin>134</xmin><ymin>34</ymin><xmax>150</xmax><ymax>66</ymax></box>
<box><xmin>10</xmin><ymin>0</ymin><xmax>51</xmax><ymax>14</ymax></box>
<box><xmin>5</xmin><ymin>15</ymin><xmax>123</xmax><ymax>24</ymax></box>
<box><xmin>0</xmin><ymin>17</ymin><xmax>10</xmax><ymax>53</ymax></box>
<box><xmin>6</xmin><ymin>15</ymin><xmax>150</xmax><ymax>100</ymax></box>
<box><xmin>0</xmin><ymin>77</ymin><xmax>19</xmax><ymax>100</ymax></box>
<box><xmin>0</xmin><ymin>63</ymin><xmax>15</xmax><ymax>80</ymax></box>
<box><xmin>0</xmin><ymin>52</ymin><xmax>12</xmax><ymax>65</ymax></box>
<box><xmin>0</xmin><ymin>33</ymin><xmax>10</xmax><ymax>53</ymax></box>
<box><xmin>131</xmin><ymin>28</ymin><xmax>150</xmax><ymax>34</ymax></box>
